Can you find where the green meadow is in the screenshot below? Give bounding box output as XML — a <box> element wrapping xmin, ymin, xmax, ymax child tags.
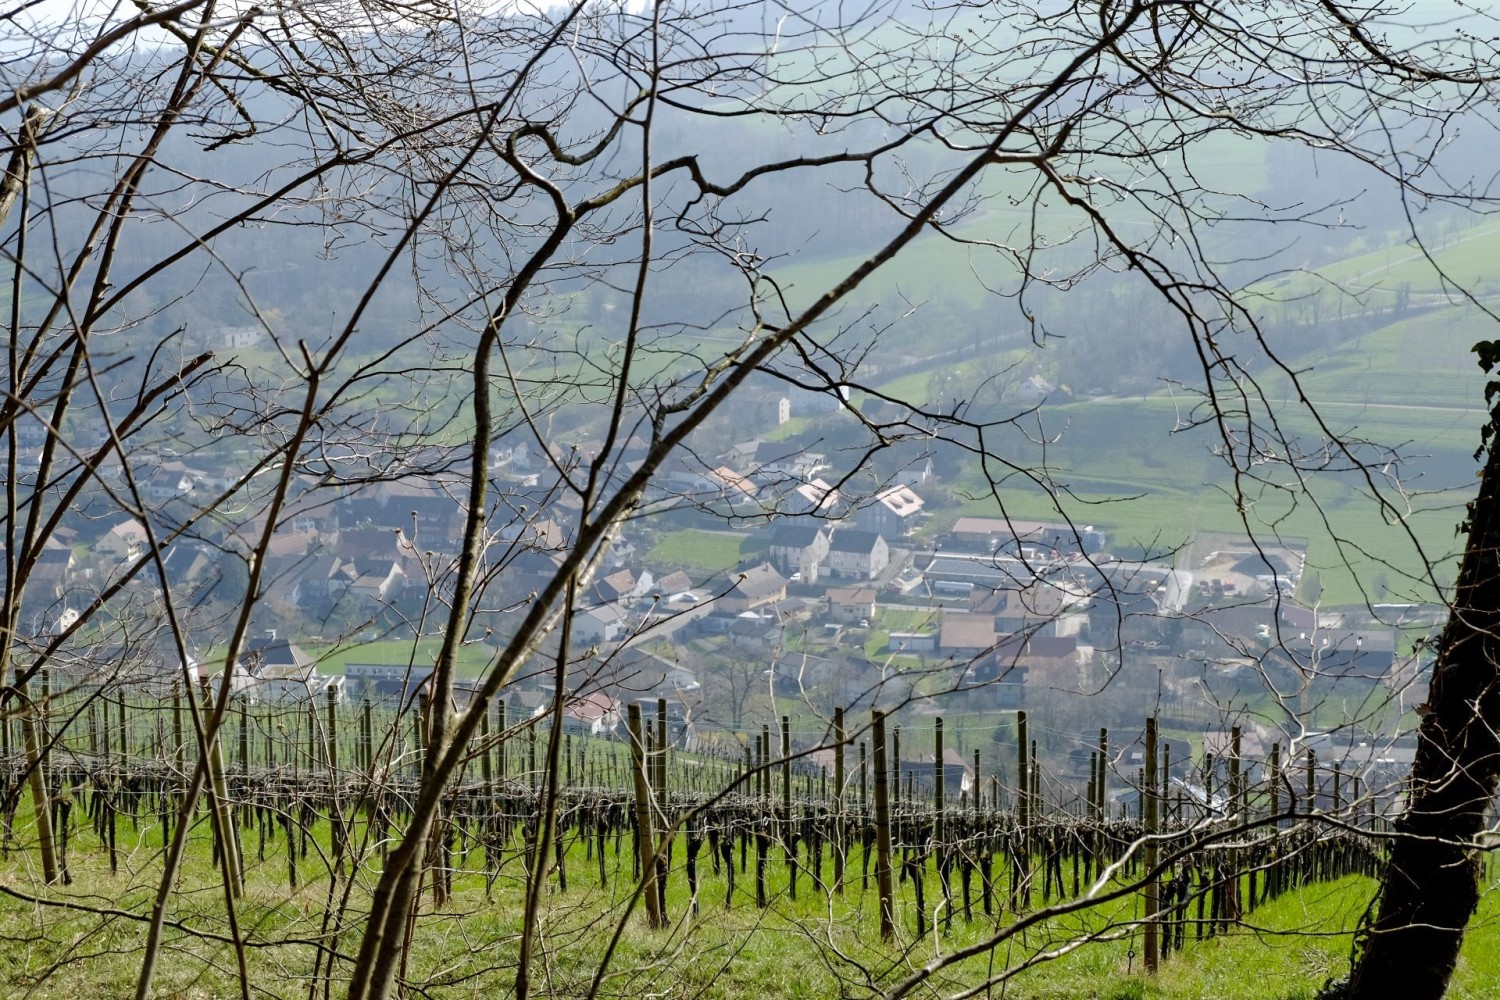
<box><xmin>9</xmin><ymin>804</ymin><xmax>1500</xmax><ymax>1000</ymax></box>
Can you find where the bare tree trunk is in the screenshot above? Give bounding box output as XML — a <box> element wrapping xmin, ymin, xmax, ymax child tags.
<box><xmin>1347</xmin><ymin>383</ymin><xmax>1500</xmax><ymax>1000</ymax></box>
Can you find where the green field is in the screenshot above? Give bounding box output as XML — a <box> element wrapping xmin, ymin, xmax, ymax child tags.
<box><xmin>925</xmin><ymin>390</ymin><xmax>1467</xmax><ymax>606</ymax></box>
<box><xmin>1276</xmin><ymin>217</ymin><xmax>1500</xmax><ymax>299</ymax></box>
<box><xmin>312</xmin><ymin>637</ymin><xmax>497</xmax><ymax>678</ymax></box>
<box><xmin>9</xmin><ymin>809</ymin><xmax>1500</xmax><ymax>1000</ymax></box>
<box><xmin>646</xmin><ymin>529</ymin><xmax>755</xmax><ymax>572</ymax></box>
<box><xmin>707</xmin><ymin>111</ymin><xmax>1499</xmax><ymax>617</ymax></box>
<box><xmin>6</xmin><ymin>685</ymin><xmax>1497</xmax><ymax>1000</ymax></box>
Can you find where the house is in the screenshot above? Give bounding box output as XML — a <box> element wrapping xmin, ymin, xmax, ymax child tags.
<box><xmin>952</xmin><ymin>516</ymin><xmax>1048</xmax><ymax>551</ymax></box>
<box><xmin>855</xmin><ymin>434</ymin><xmax>933</xmax><ymax>486</ymax></box>
<box><xmin>139</xmin><ymin>459</ymin><xmax>211</xmax><ymax>502</ymax></box>
<box><xmin>949</xmin><ymin>516</ymin><xmax>1105</xmax><ymax>557</ymax></box>
<box><xmin>503</xmin><ymin>548</ymin><xmax>567</xmax><ymax>600</ymax></box>
<box><xmin>966</xmin><ymin>634</ymin><xmax>1078</xmax><ymax>690</ymax></box>
<box><xmin>349</xmin><ymin>560</ymin><xmax>406</xmax><ymax>603</ymax></box>
<box><xmin>963</xmin><ymin>638</ymin><xmax>1031</xmax><ymax>709</ymax></box>
<box><xmin>782</xmin><ymin>478</ymin><xmax>841</xmax><ymax>521</ymax></box>
<box><xmin>825</xmin><ymin>529</ymin><xmax>889</xmax><ymax>580</ymax></box>
<box><xmin>496</xmin><ymin>515</ymin><xmax>567</xmax><ymax>553</ymax></box>
<box><xmin>241</xmin><ymin>634</ymin><xmax>316</xmax><ymax>672</ymax></box>
<box><xmin>240</xmin><ymin>663</ymin><xmax>345</xmax><ymax>704</ymax></box>
<box><xmin>722</xmin><ymin>440</ymin><xmax>762</xmax><ymax>468</ymax></box>
<box><xmin>219</xmin><ymin>489</ymin><xmax>335</xmax><ymax>551</ymax></box>
<box><xmin>582</xmin><ymin>647</ymin><xmax>700</xmax><ymax>701</ymax></box>
<box><xmin>96</xmin><ymin>518</ymin><xmax>149</xmax><ymax>568</ymax></box>
<box><xmin>28</xmin><ymin>538</ymin><xmax>74</xmax><ymax>603</ymax></box>
<box><xmin>975</xmin><ymin>585</ymin><xmax>1072</xmax><ymax>637</ymax></box>
<box><xmin>219</xmin><ymin>504</ymin><xmax>319</xmax><ymax>556</ymax></box>
<box><xmin>226</xmin><ymin>634</ymin><xmax>345</xmax><ymax>703</ymax></box>
<box><xmin>219</xmin><ymin>325</ymin><xmax>263</xmax><ymax>350</ymax></box>
<box><xmin>372</xmin><ymin>477</ymin><xmax>467</xmax><ymax>538</ymax></box>
<box><xmin>924</xmin><ymin>555</ymin><xmax>1012</xmax><ymax>591</ymax></box>
<box><xmin>331</xmin><ymin>527</ymin><xmax>413</xmax><ymax>603</ymax></box>
<box><xmin>1268</xmin><ymin>628</ymin><xmax>1397</xmax><ymax>685</ymax></box>
<box><xmin>1085</xmin><ymin>563</ymin><xmax>1169</xmax><ymax>645</ymax></box>
<box><xmin>1179</xmin><ymin>602</ymin><xmax>1275</xmax><ymax>651</ymax></box>
<box><xmin>1017</xmin><ymin>374</ymin><xmax>1054</xmax><ymax>405</ymax></box>
<box><xmin>659</xmin><ymin>458</ymin><xmax>763</xmax><ymax>513</ymax></box>
<box><xmin>749</xmin><ymin>440</ymin><xmax>828</xmax><ymax>482</ymax></box>
<box><xmin>574</xmin><ymin>603</ymin><xmax>628</xmax><ymax>646</ymax></box>
<box><xmin>594</xmin><ymin>567</ymin><xmax>648</xmax><ymax>605</ymax></box>
<box><xmin>706</xmin><ymin>466</ymin><xmax>763</xmax><ymax>511</ymax></box>
<box><xmin>293</xmin><ymin>554</ymin><xmax>350</xmax><ymax>607</ymax></box>
<box><xmin>888</xmin><ymin>630</ymin><xmax>938</xmax><ymax>653</ymax></box>
<box><xmin>728</xmin><ymin>616</ymin><xmax>780</xmax><ymax>652</ymax></box>
<box><xmin>827</xmin><ymin>586</ymin><xmax>878</xmax><ymax>624</ymax></box>
<box><xmin>1011</xmin><ymin>635</ymin><xmax>1081</xmax><ymax>689</ymax></box>
<box><xmin>491</xmin><ymin>438</ymin><xmax>533</xmax><ymax>472</ymax></box>
<box><xmin>855</xmin><ymin>484</ymin><xmax>924</xmax><ymax>537</ymax></box>
<box><xmin>344</xmin><ymin>662</ymin><xmax>435</xmax><ymax>703</ymax></box>
<box><xmin>767</xmin><ymin>524</ymin><xmax>830</xmax><ymax>583</ymax></box>
<box><xmin>938</xmin><ymin>614</ymin><xmax>1000</xmax><ymax>657</ymax></box>
<box><xmin>897</xmin><ymin>747</ymin><xmax>974</xmax><ymax>794</ymax></box>
<box><xmin>719</xmin><ymin>563</ymin><xmax>788</xmax><ymax>613</ymax></box>
<box><xmin>563</xmin><ymin>692</ymin><xmax>622</xmax><ymax>736</ymax></box>
<box><xmin>649</xmin><ymin>570</ymin><xmax>695</xmax><ymax>600</ymax></box>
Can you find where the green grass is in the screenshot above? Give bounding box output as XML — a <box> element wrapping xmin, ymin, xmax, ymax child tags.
<box><xmin>311</xmin><ymin>637</ymin><xmax>497</xmax><ymax>679</ymax></box>
<box><xmin>11</xmin><ymin>752</ymin><xmax>1500</xmax><ymax>1000</ymax></box>
<box><xmin>878</xmin><ymin>607</ymin><xmax>943</xmax><ymax>631</ymax></box>
<box><xmin>58</xmin><ymin>865</ymin><xmax>1483</xmax><ymax>1000</ymax></box>
<box><xmin>866</xmin><ymin>606</ymin><xmax>944</xmax><ymax>661</ymax></box>
<box><xmin>646</xmin><ymin>529</ymin><xmax>754</xmax><ymax>572</ymax></box>
<box><xmin>1279</xmin><ymin>216</ymin><xmax>1500</xmax><ymax>297</ymax></box>
<box><xmin>926</xmin><ymin>389</ymin><xmax>1471</xmax><ymax>606</ymax></box>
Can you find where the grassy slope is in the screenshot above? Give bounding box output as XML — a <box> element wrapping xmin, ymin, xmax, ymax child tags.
<box><xmin>740</xmin><ymin>158</ymin><xmax>1492</xmax><ymax>607</ymax></box>
<box><xmin>1264</xmin><ymin>217</ymin><xmax>1500</xmax><ymax>302</ymax></box>
<box><xmin>646</xmin><ymin>529</ymin><xmax>751</xmax><ymax>572</ymax></box>
<box><xmin>312</xmin><ymin>637</ymin><xmax>497</xmax><ymax>678</ymax></box>
<box><xmin>11</xmin><ymin>800</ymin><xmax>1500</xmax><ymax>1000</ymax></box>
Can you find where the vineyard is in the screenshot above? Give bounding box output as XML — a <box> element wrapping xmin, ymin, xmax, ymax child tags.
<box><xmin>0</xmin><ymin>672</ymin><xmax>1409</xmax><ymax>996</ymax></box>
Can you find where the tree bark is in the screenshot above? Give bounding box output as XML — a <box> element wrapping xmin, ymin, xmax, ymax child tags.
<box><xmin>1347</xmin><ymin>387</ymin><xmax>1500</xmax><ymax>999</ymax></box>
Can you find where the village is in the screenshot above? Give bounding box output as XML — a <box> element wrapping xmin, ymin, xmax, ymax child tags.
<box><xmin>18</xmin><ymin>384</ymin><xmax>1435</xmax><ymax>820</ymax></box>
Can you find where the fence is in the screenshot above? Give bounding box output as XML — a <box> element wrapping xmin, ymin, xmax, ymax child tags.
<box><xmin>1</xmin><ymin>675</ymin><xmax>1387</xmax><ymax>967</ymax></box>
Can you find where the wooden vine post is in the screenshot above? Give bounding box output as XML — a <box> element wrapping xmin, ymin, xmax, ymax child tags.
<box><xmin>935</xmin><ymin>717</ymin><xmax>949</xmax><ymax>931</ymax></box>
<box><xmin>1269</xmin><ymin>742</ymin><xmax>1280</xmax><ymax>820</ymax></box>
<box><xmin>626</xmin><ymin>703</ymin><xmax>662</xmax><ymax>928</ymax></box>
<box><xmin>657</xmin><ymin>698</ymin><xmax>671</xmax><ymax>920</ymax></box>
<box><xmin>16</xmin><ymin>670</ymin><xmax>57</xmax><ymax>883</ymax></box>
<box><xmin>1017</xmin><ymin>709</ymin><xmax>1030</xmax><ymax>909</ymax></box>
<box><xmin>1229</xmin><ymin>726</ymin><xmax>1242</xmax><ymax>920</ymax></box>
<box><xmin>199</xmin><ymin>679</ymin><xmax>242</xmax><ymax>899</ymax></box>
<box><xmin>1144</xmin><ymin>715</ymin><xmax>1159</xmax><ymax>974</ymax></box>
<box><xmin>327</xmin><ymin>684</ymin><xmax>346</xmax><ymax>866</ymax></box>
<box><xmin>833</xmin><ymin>707</ymin><xmax>846</xmax><ymax>893</ymax></box>
<box><xmin>1096</xmin><ymin>727</ymin><xmax>1108</xmax><ymax>872</ymax></box>
<box><xmin>872</xmin><ymin>709</ymin><xmax>894</xmax><ymax>940</ymax></box>
<box><xmin>782</xmin><ymin>715</ymin><xmax>795</xmax><ymax>899</ymax></box>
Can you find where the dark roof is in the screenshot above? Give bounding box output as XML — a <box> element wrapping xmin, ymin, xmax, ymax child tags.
<box><xmin>770</xmin><ymin>524</ymin><xmax>826</xmax><ymax>548</ymax></box>
<box><xmin>829</xmin><ymin>529</ymin><xmax>883</xmax><ymax>554</ymax></box>
<box><xmin>753</xmin><ymin>441</ymin><xmax>805</xmax><ymax>464</ymax></box>
<box><xmin>731</xmin><ymin>563</ymin><xmax>787</xmax><ymax>600</ymax></box>
<box><xmin>1231</xmin><ymin>552</ymin><xmax>1296</xmax><ymax>575</ymax></box>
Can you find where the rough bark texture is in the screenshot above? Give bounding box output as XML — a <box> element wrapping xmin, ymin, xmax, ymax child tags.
<box><xmin>1346</xmin><ymin>404</ymin><xmax>1500</xmax><ymax>1000</ymax></box>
